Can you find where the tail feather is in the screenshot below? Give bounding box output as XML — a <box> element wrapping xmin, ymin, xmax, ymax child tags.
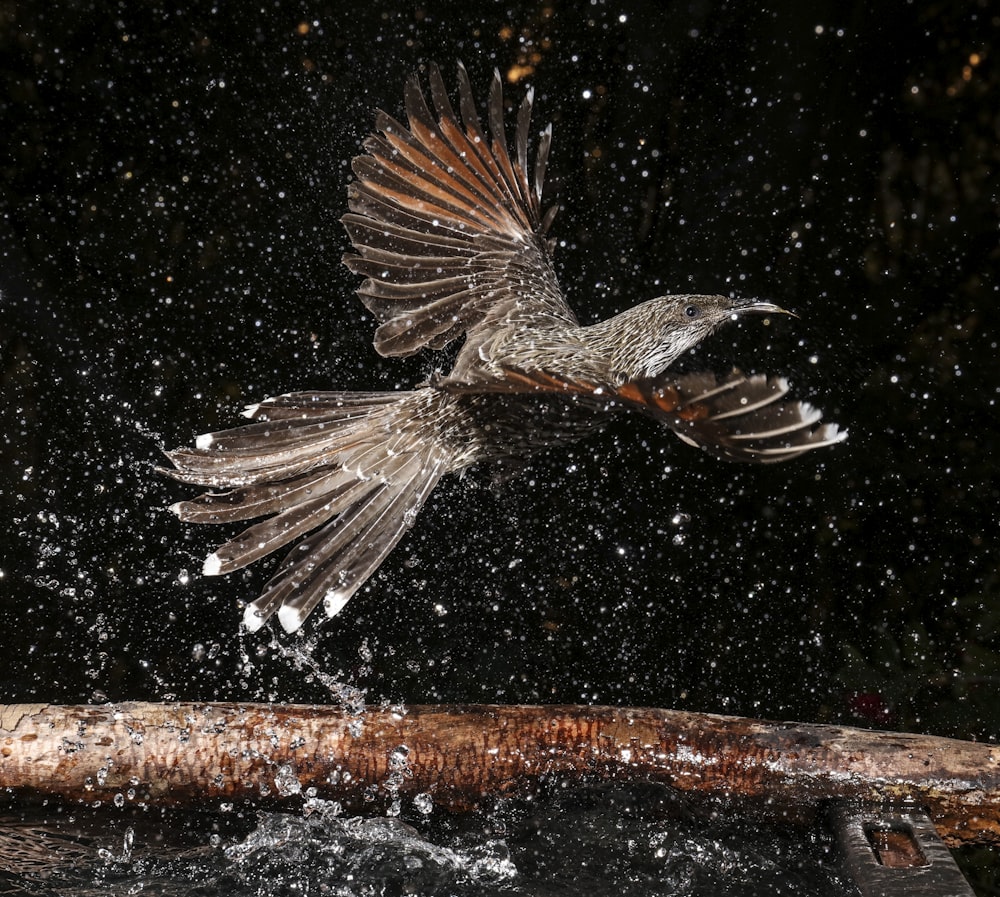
<box><xmin>167</xmin><ymin>468</ymin><xmax>352</xmax><ymax>525</ymax></box>
<box><xmin>661</xmin><ymin>370</ymin><xmax>847</xmax><ymax>463</ymax></box>
<box><xmin>257</xmin><ymin>454</ymin><xmax>445</xmax><ymax>634</ymax></box>
<box><xmin>158</xmin><ymin>397</ymin><xmax>409</xmax><ymax>488</ymax></box>
<box><xmin>314</xmin><ymin>460</ymin><xmax>442</xmax><ymax>617</ymax></box>
<box><xmin>203</xmin><ymin>475</ymin><xmax>376</xmax><ymax>576</ymax></box>
<box><xmin>246</xmin><ymin>481</ymin><xmax>400</xmax><ymax>633</ymax></box>
<box><xmin>162</xmin><ymin>390</ymin><xmax>448</xmax><ymax>633</ymax></box>
<box><xmin>163</xmin><ymin>421</ymin><xmax>373</xmax><ymax>475</ymax></box>
<box><xmin>246</xmin><ymin>391</ymin><xmax>405</xmax><ymax>420</ymax></box>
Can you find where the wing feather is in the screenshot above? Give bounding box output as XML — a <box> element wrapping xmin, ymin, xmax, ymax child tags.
<box><xmin>648</xmin><ymin>370</ymin><xmax>848</xmax><ymax>463</ymax></box>
<box><xmin>343</xmin><ymin>62</ymin><xmax>573</xmax><ymax>359</ymax></box>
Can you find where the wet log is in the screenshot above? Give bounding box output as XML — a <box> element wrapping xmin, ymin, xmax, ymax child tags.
<box><xmin>1</xmin><ymin>702</ymin><xmax>998</xmax><ymax>846</ymax></box>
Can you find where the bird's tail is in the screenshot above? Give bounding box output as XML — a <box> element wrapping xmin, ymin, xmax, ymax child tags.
<box><xmin>644</xmin><ymin>369</ymin><xmax>846</xmax><ymax>462</ymax></box>
<box><xmin>160</xmin><ymin>390</ymin><xmax>449</xmax><ymax>633</ymax></box>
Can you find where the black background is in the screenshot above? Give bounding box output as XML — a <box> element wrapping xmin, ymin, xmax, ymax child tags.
<box><xmin>1</xmin><ymin>1</ymin><xmax>997</xmax><ymax>748</ymax></box>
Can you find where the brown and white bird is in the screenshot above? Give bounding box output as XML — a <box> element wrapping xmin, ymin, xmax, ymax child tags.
<box><xmin>162</xmin><ymin>63</ymin><xmax>846</xmax><ymax>634</ymax></box>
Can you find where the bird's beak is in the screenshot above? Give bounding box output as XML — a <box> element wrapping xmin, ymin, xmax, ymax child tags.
<box><xmin>731</xmin><ymin>299</ymin><xmax>798</xmax><ymax>319</ymax></box>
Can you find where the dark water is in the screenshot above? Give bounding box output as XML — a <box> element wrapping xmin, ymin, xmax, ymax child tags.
<box><xmin>1</xmin><ymin>0</ymin><xmax>998</xmax><ymax>892</ymax></box>
<box><xmin>0</xmin><ymin>785</ymin><xmax>854</xmax><ymax>896</ymax></box>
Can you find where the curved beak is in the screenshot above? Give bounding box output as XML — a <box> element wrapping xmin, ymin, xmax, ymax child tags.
<box><xmin>731</xmin><ymin>299</ymin><xmax>798</xmax><ymax>319</ymax></box>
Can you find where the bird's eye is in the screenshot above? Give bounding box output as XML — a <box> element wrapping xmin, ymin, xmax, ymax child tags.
<box><xmin>684</xmin><ymin>304</ymin><xmax>701</xmax><ymax>319</ymax></box>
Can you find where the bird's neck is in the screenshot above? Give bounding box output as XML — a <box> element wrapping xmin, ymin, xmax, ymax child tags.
<box><xmin>574</xmin><ymin>307</ymin><xmax>661</xmax><ymax>384</ymax></box>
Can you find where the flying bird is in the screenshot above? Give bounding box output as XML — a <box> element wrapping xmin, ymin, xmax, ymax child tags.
<box><xmin>162</xmin><ymin>63</ymin><xmax>845</xmax><ymax>634</ymax></box>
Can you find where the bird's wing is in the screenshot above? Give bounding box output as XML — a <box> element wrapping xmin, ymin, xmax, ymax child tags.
<box><xmin>342</xmin><ymin>62</ymin><xmax>575</xmax><ymax>358</ymax></box>
<box><xmin>625</xmin><ymin>369</ymin><xmax>847</xmax><ymax>463</ymax></box>
<box><xmin>445</xmin><ymin>367</ymin><xmax>846</xmax><ymax>463</ymax></box>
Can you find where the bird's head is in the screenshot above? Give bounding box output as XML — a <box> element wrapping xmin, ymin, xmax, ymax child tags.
<box><xmin>589</xmin><ymin>294</ymin><xmax>792</xmax><ymax>383</ymax></box>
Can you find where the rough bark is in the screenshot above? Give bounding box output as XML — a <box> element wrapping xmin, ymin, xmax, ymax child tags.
<box><xmin>1</xmin><ymin>703</ymin><xmax>997</xmax><ymax>846</ymax></box>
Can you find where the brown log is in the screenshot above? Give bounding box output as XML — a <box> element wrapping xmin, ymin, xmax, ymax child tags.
<box><xmin>1</xmin><ymin>703</ymin><xmax>998</xmax><ymax>846</ymax></box>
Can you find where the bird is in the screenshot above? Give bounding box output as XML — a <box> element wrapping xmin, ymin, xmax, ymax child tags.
<box><xmin>161</xmin><ymin>62</ymin><xmax>846</xmax><ymax>635</ymax></box>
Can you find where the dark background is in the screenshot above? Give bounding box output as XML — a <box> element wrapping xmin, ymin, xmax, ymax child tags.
<box><xmin>1</xmin><ymin>0</ymin><xmax>997</xmax><ymax>748</ymax></box>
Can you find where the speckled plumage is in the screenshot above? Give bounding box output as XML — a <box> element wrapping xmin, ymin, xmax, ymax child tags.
<box><xmin>162</xmin><ymin>64</ymin><xmax>845</xmax><ymax>633</ymax></box>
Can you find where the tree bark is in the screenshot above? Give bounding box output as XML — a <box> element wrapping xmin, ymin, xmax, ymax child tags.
<box><xmin>1</xmin><ymin>703</ymin><xmax>997</xmax><ymax>846</ymax></box>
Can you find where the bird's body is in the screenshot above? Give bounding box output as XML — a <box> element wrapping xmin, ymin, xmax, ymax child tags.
<box><xmin>163</xmin><ymin>63</ymin><xmax>845</xmax><ymax>633</ymax></box>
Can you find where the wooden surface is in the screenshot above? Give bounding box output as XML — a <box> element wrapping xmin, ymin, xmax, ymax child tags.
<box><xmin>1</xmin><ymin>703</ymin><xmax>998</xmax><ymax>846</ymax></box>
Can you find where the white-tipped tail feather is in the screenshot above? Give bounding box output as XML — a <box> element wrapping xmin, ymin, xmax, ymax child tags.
<box><xmin>277</xmin><ymin>603</ymin><xmax>308</xmax><ymax>634</ymax></box>
<box><xmin>202</xmin><ymin>552</ymin><xmax>223</xmax><ymax>576</ymax></box>
<box><xmin>323</xmin><ymin>589</ymin><xmax>351</xmax><ymax>619</ymax></box>
<box><xmin>243</xmin><ymin>603</ymin><xmax>269</xmax><ymax>633</ymax></box>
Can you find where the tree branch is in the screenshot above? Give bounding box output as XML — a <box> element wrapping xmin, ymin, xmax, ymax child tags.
<box><xmin>1</xmin><ymin>703</ymin><xmax>997</xmax><ymax>846</ymax></box>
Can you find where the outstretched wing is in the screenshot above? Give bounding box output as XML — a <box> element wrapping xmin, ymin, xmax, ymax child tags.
<box><xmin>342</xmin><ymin>62</ymin><xmax>574</xmax><ymax>358</ymax></box>
<box><xmin>632</xmin><ymin>369</ymin><xmax>847</xmax><ymax>463</ymax></box>
<box><xmin>464</xmin><ymin>366</ymin><xmax>846</xmax><ymax>463</ymax></box>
